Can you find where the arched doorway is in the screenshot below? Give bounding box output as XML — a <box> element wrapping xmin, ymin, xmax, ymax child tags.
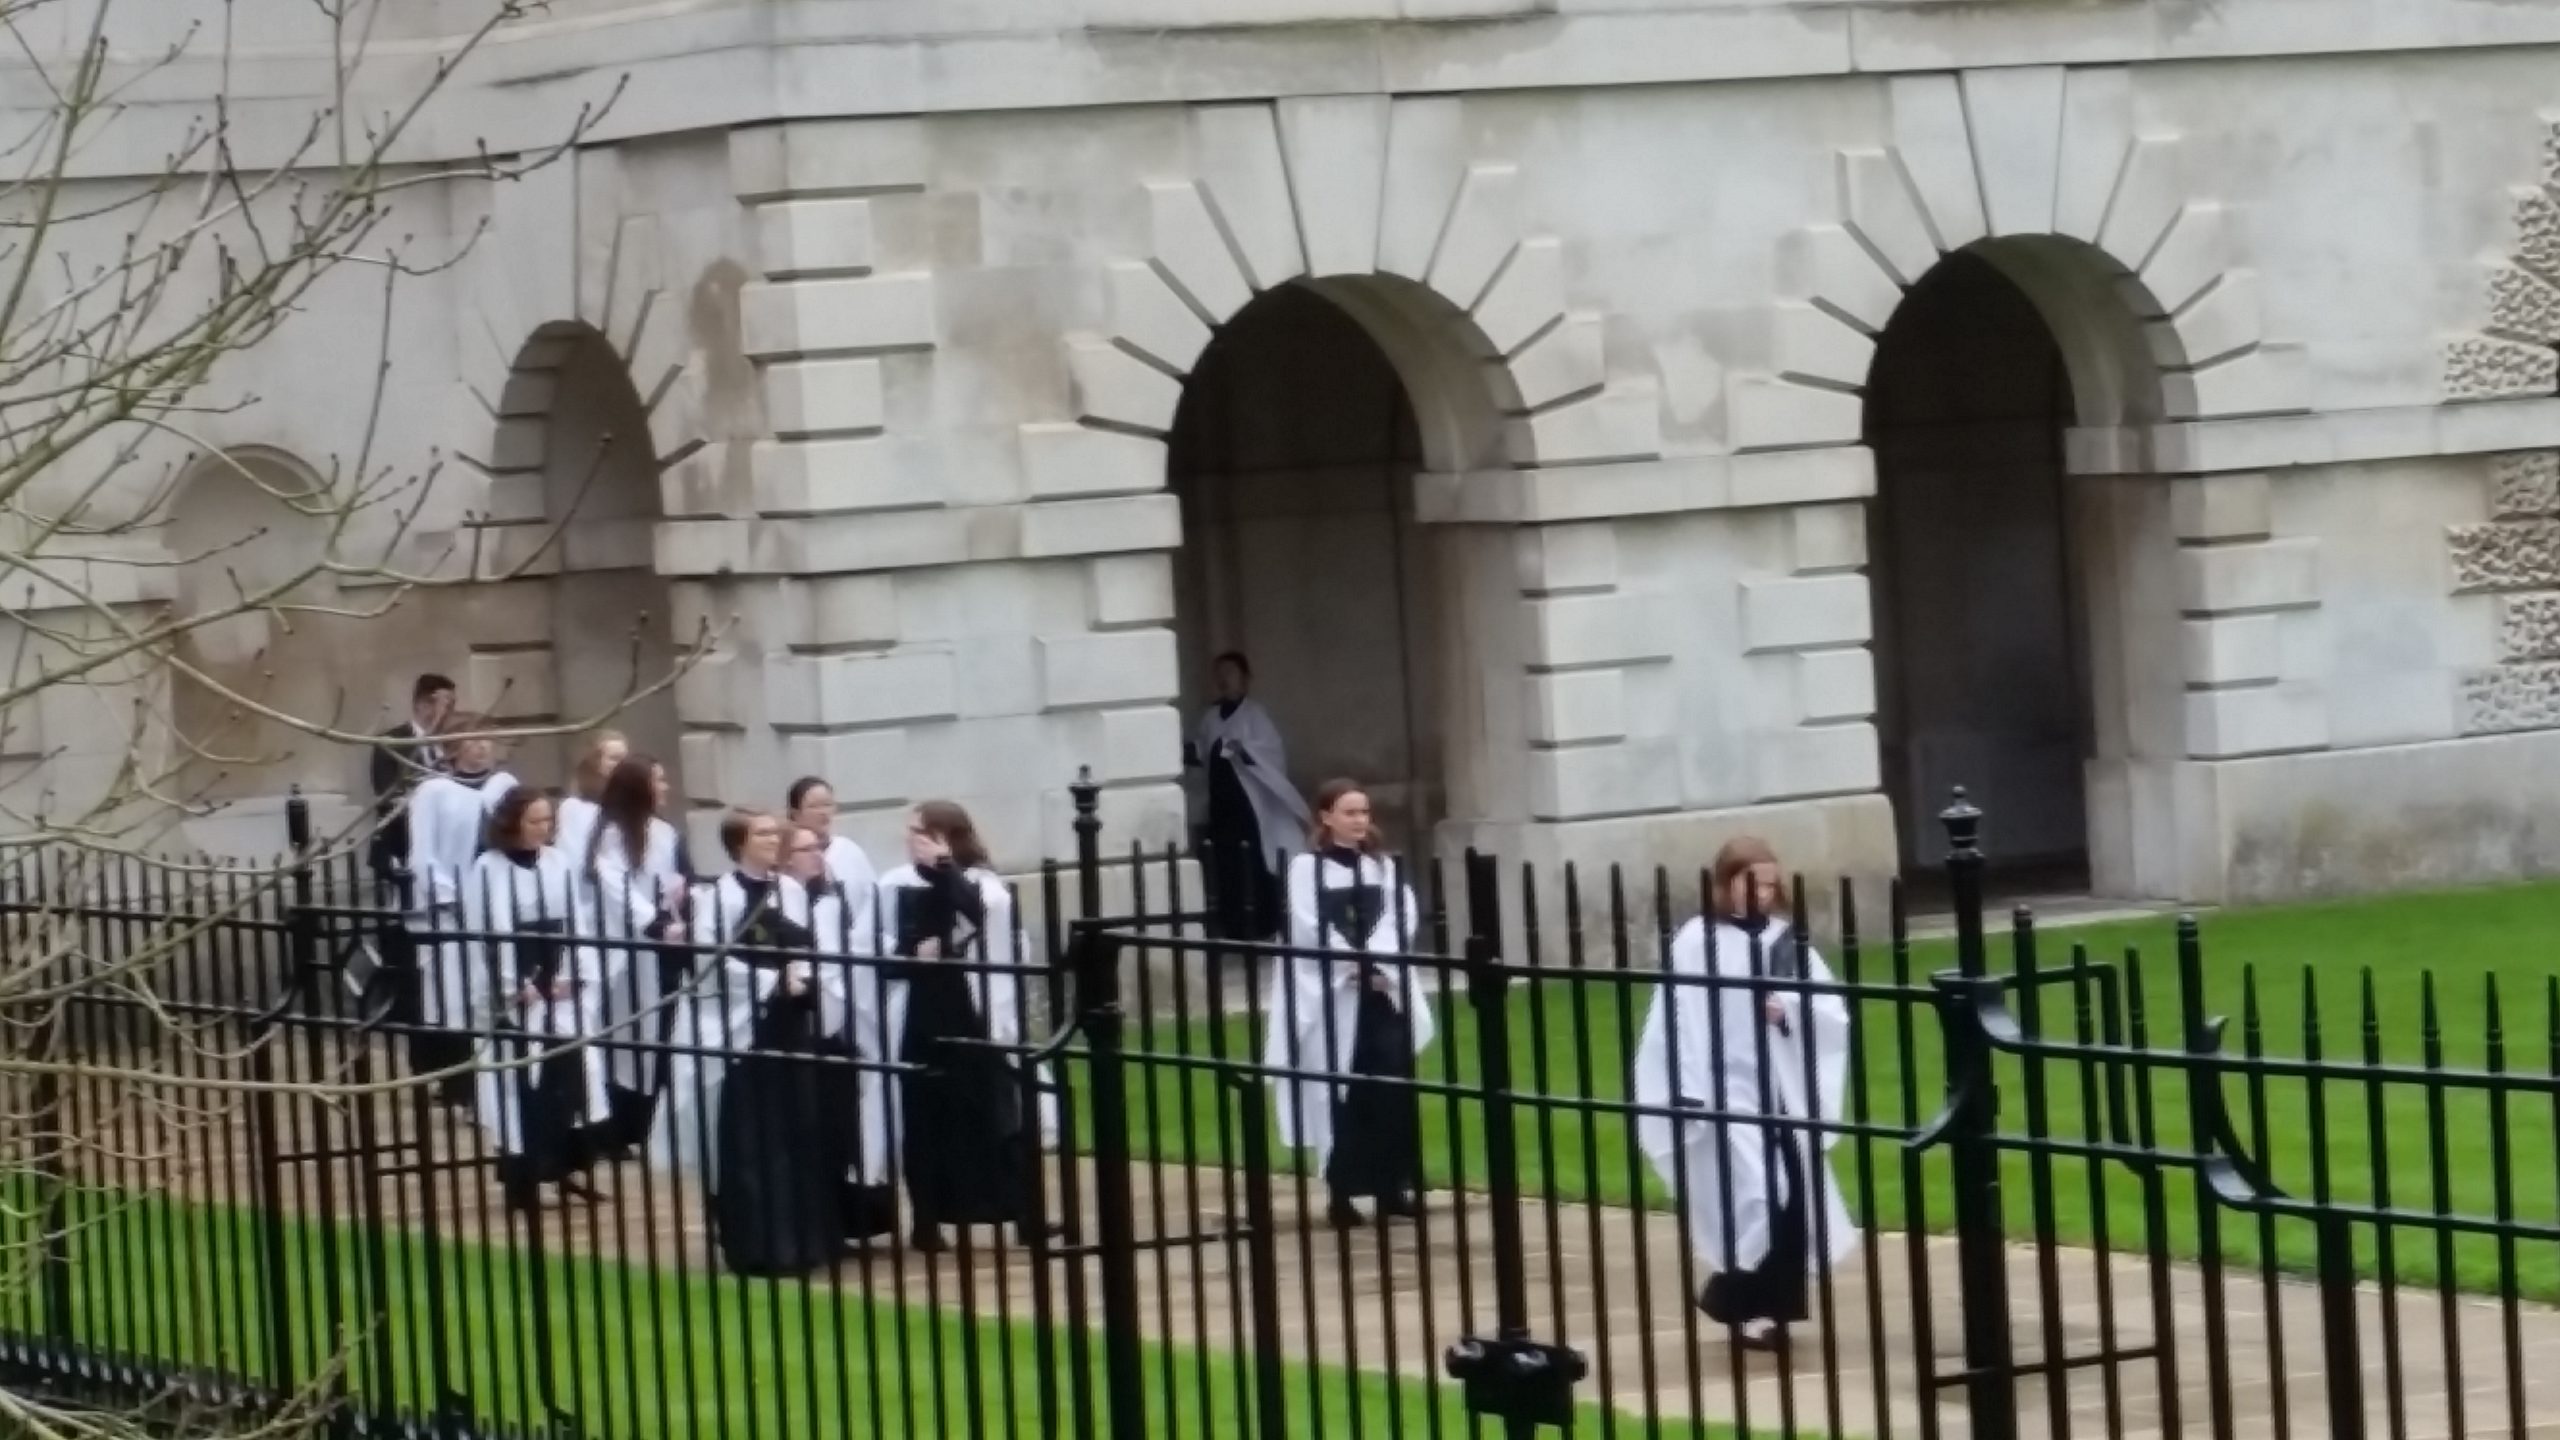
<box><xmin>167</xmin><ymin>448</ymin><xmax>365</xmax><ymax>804</ymax></box>
<box><xmin>1167</xmin><ymin>285</ymin><xmax>1444</xmax><ymax>862</ymax></box>
<box><xmin>1866</xmin><ymin>251</ymin><xmax>2094</xmax><ymax>888</ymax></box>
<box><xmin>508</xmin><ymin>324</ymin><xmax>683</xmax><ymax>788</ymax></box>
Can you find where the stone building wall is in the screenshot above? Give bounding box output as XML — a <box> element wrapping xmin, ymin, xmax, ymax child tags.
<box><xmin>19</xmin><ymin>2</ymin><xmax>2560</xmax><ymax>901</ymax></box>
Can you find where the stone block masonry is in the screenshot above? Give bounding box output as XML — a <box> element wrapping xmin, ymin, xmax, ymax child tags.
<box><xmin>2455</xmin><ymin>451</ymin><xmax>2560</xmax><ymax>735</ymax></box>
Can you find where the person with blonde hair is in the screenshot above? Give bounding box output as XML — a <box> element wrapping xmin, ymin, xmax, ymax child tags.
<box><xmin>1629</xmin><ymin>836</ymin><xmax>1857</xmax><ymax>1350</ymax></box>
<box><xmin>1261</xmin><ymin>778</ymin><xmax>1435</xmax><ymax>1230</ymax></box>
<box><xmin>552</xmin><ymin>730</ymin><xmax>627</xmax><ymax>869</ymax></box>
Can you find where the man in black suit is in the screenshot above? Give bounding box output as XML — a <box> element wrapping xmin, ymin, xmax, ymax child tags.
<box><xmin>369</xmin><ymin>673</ymin><xmax>456</xmax><ymax>882</ymax></box>
<box><xmin>370</xmin><ymin>673</ymin><xmax>458</xmax><ymax>1093</ymax></box>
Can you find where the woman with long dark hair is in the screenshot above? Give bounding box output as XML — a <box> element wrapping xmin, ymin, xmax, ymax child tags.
<box><xmin>581</xmin><ymin>753</ymin><xmax>687</xmax><ymax>1153</ymax></box>
<box><xmin>1262</xmin><ymin>778</ymin><xmax>1436</xmax><ymax>1229</ymax></box>
<box><xmin>875</xmin><ymin>801</ymin><xmax>1047</xmax><ymax>1253</ymax></box>
<box><xmin>463</xmin><ymin>786</ymin><xmax>608</xmax><ymax>1211</ymax></box>
<box><xmin>1629</xmin><ymin>836</ymin><xmax>1856</xmax><ymax>1350</ymax></box>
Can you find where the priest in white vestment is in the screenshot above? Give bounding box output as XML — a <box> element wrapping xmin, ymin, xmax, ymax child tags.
<box><xmin>1630</xmin><ymin>837</ymin><xmax>1858</xmax><ymax>1349</ymax></box>
<box><xmin>1188</xmin><ymin>652</ymin><xmax>1309</xmax><ymax>939</ymax></box>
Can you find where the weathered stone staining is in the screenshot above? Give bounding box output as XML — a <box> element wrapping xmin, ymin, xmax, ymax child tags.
<box><xmin>40</xmin><ymin>1</ymin><xmax>2560</xmax><ymax>899</ymax></box>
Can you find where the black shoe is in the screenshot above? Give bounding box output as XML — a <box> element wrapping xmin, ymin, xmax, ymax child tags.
<box><xmin>1014</xmin><ymin>1220</ymin><xmax>1063</xmax><ymax>1247</ymax></box>
<box><xmin>1327</xmin><ymin>1199</ymin><xmax>1364</xmax><ymax>1231</ymax></box>
<box><xmin>909</xmin><ymin>1224</ymin><xmax>949</xmax><ymax>1255</ymax></box>
<box><xmin>1375</xmin><ymin>1191</ymin><xmax>1423</xmax><ymax>1220</ymax></box>
<box><xmin>558</xmin><ymin>1174</ymin><xmax>609</xmax><ymax>1205</ymax></box>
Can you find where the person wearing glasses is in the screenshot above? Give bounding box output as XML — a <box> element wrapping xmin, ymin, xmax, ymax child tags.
<box><xmin>783</xmin><ymin>819</ymin><xmax>897</xmax><ymax>1245</ymax></box>
<box><xmin>654</xmin><ymin>809</ymin><xmax>845</xmax><ymax>1276</ymax></box>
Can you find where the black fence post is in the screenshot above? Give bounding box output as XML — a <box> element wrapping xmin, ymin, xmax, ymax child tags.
<box><xmin>282</xmin><ymin>790</ymin><xmax>351</xmax><ymax>1421</ymax></box>
<box><xmin>1069</xmin><ymin>770</ymin><xmax>1145</xmax><ymax>1439</ymax></box>
<box><xmin>22</xmin><ymin>846</ymin><xmax>74</xmax><ymax>1361</ymax></box>
<box><xmin>1234</xmin><ymin>1079</ymin><xmax>1290</xmax><ymax>1440</ymax></box>
<box><xmin>1443</xmin><ymin>850</ymin><xmax>1583</xmax><ymax>1434</ymax></box>
<box><xmin>1936</xmin><ymin>790</ymin><xmax>2017</xmax><ymax>1440</ymax></box>
<box><xmin>1081</xmin><ymin>922</ymin><xmax>1144</xmax><ymax>1439</ymax></box>
<box><xmin>1074</xmin><ymin>765</ymin><xmax>1105</xmax><ymax>923</ymax></box>
<box><xmin>1056</xmin><ymin>770</ymin><xmax>1102</xmax><ymax>1440</ymax></box>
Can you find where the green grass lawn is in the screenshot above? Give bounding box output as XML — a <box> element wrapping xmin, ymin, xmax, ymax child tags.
<box><xmin>5</xmin><ymin>1184</ymin><xmax>1661</xmax><ymax>1440</ymax></box>
<box><xmin>1074</xmin><ymin>877</ymin><xmax>2560</xmax><ymax>1298</ymax></box>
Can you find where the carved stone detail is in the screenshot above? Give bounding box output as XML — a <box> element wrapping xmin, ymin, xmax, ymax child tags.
<box><xmin>2443</xmin><ymin>337</ymin><xmax>2560</xmax><ymax>401</ymax></box>
<box><xmin>2450</xmin><ymin>519</ymin><xmax>2560</xmax><ymax>592</ymax></box>
<box><xmin>2492</xmin><ymin>450</ymin><xmax>2560</xmax><ymax>518</ymax></box>
<box><xmin>2489</xmin><ymin>264</ymin><xmax>2560</xmax><ymax>344</ymax></box>
<box><xmin>2500</xmin><ymin>594</ymin><xmax>2560</xmax><ymax>661</ymax></box>
<box><xmin>2461</xmin><ymin>660</ymin><xmax>2560</xmax><ymax>734</ymax></box>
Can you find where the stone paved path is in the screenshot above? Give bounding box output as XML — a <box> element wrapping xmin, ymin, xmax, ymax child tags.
<box><xmin>115</xmin><ymin>1081</ymin><xmax>2560</xmax><ymax>1440</ymax></box>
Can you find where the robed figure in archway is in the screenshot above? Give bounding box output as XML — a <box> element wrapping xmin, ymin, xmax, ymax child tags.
<box><xmin>1189</xmin><ymin>651</ymin><xmax>1309</xmax><ymax>939</ymax></box>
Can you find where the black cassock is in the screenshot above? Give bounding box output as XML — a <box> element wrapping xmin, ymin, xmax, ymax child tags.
<box><xmin>1318</xmin><ymin>874</ymin><xmax>1421</xmax><ymax>1202</ymax></box>
<box><xmin>1202</xmin><ymin>709</ymin><xmax>1278</xmax><ymax>939</ymax></box>
<box><xmin>711</xmin><ymin>878</ymin><xmax>846</xmax><ymax>1277</ymax></box>
<box><xmin>495</xmin><ymin>910</ymin><xmax>591</xmax><ymax>1205</ymax></box>
<box><xmin>888</xmin><ymin>864</ymin><xmax>1029</xmax><ymax>1228</ymax></box>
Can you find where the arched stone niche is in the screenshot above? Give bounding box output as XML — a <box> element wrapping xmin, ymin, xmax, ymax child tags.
<box><xmin>1749</xmin><ymin>67</ymin><xmax>2321</xmax><ymax>900</ymax></box>
<box><xmin>163</xmin><ymin>445</ymin><xmax>377</xmax><ymax>839</ymax></box>
<box><xmin>469</xmin><ymin>320</ymin><xmax>688</xmax><ymax>788</ymax></box>
<box><xmin>1049</xmin><ymin>97</ymin><xmax>1664</xmax><ymax>854</ymax></box>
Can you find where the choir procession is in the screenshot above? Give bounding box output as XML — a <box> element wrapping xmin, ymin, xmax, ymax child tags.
<box><xmin>370</xmin><ymin>661</ymin><xmax>1857</xmax><ymax>1345</ymax></box>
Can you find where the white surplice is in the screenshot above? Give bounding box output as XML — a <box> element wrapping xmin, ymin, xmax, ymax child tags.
<box><xmin>460</xmin><ymin>847</ymin><xmax>608</xmax><ymax>1155</ymax></box>
<box><xmin>577</xmin><ymin>816</ymin><xmax>686</xmax><ymax>1099</ymax></box>
<box><xmin>820</xmin><ymin>835</ymin><xmax>880</xmax><ymax>943</ymax></box>
<box><xmin>1629</xmin><ymin>916</ymin><xmax>1859</xmax><ymax>1277</ymax></box>
<box><xmin>404</xmin><ymin>769</ymin><xmax>519</xmax><ymax>1031</ymax></box>
<box><xmin>552</xmin><ymin>796</ymin><xmax>601</xmax><ymax>879</ymax></box>
<box><xmin>1259</xmin><ymin>850</ymin><xmax>1437</xmax><ymax>1173</ymax></box>
<box><xmin>1192</xmin><ymin>697</ymin><xmax>1310</xmax><ymax>867</ymax></box>
<box><xmin>649</xmin><ymin>871</ymin><xmax>815</xmax><ymax>1183</ymax></box>
<box><xmin>872</xmin><ymin>865</ymin><xmax>1062</xmax><ymax>1158</ymax></box>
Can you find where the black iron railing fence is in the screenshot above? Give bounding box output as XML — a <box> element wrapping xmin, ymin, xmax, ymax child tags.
<box><xmin>0</xmin><ymin>776</ymin><xmax>2552</xmax><ymax>1439</ymax></box>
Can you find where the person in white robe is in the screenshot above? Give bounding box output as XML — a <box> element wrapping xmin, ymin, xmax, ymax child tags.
<box><xmin>1629</xmin><ymin>837</ymin><xmax>1857</xmax><ymax>1349</ymax></box>
<box><xmin>784</xmin><ymin>820</ymin><xmax>895</xmax><ymax>1243</ymax></box>
<box><xmin>551</xmin><ymin>730</ymin><xmax>627</xmax><ymax>875</ymax></box>
<box><xmin>874</xmin><ymin>800</ymin><xmax>1059</xmax><ymax>1253</ymax></box>
<box><xmin>461</xmin><ymin>787</ymin><xmax>610</xmax><ymax>1210</ymax></box>
<box><xmin>786</xmin><ymin>777</ymin><xmax>880</xmax><ymax>946</ymax></box>
<box><xmin>653</xmin><ymin>809</ymin><xmax>848</xmax><ymax>1276</ymax></box>
<box><xmin>403</xmin><ymin>724</ymin><xmax>518</xmax><ymax>1103</ymax></box>
<box><xmin>1261</xmin><ymin>779</ymin><xmax>1437</xmax><ymax>1230</ymax></box>
<box><xmin>576</xmin><ymin>753</ymin><xmax>687</xmax><ymax>1153</ymax></box>
<box><xmin>1188</xmin><ymin>652</ymin><xmax>1309</xmax><ymax>939</ymax></box>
